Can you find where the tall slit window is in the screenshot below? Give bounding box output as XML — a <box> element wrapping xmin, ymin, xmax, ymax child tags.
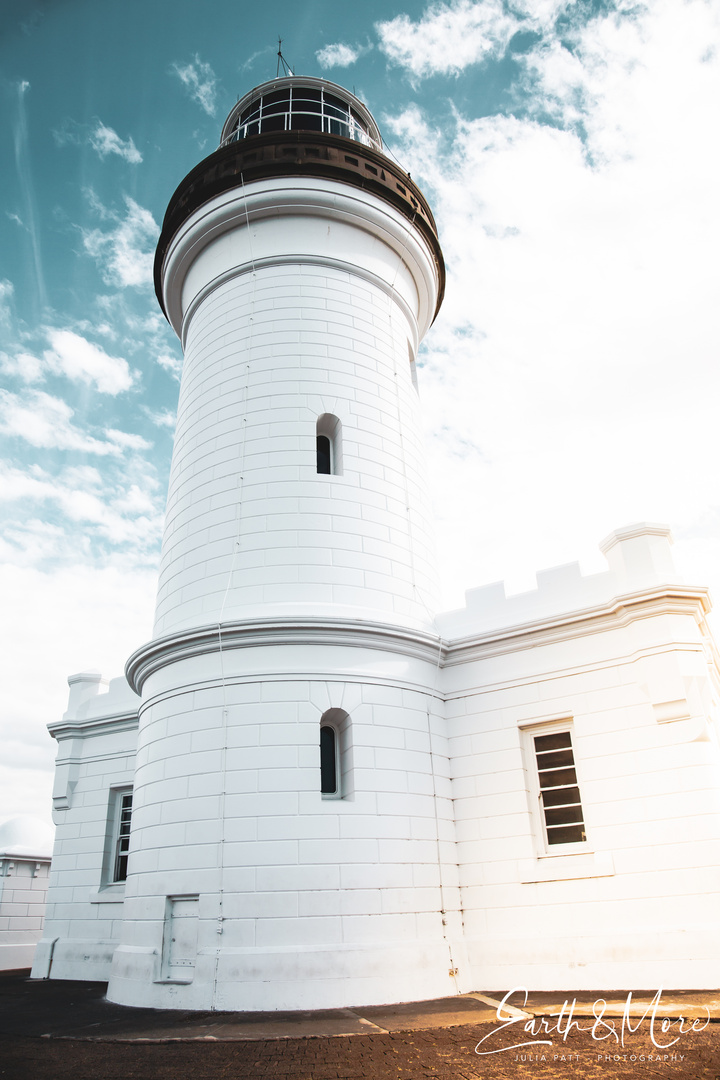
<box><xmin>316</xmin><ymin>414</ymin><xmax>342</xmax><ymax>475</ymax></box>
<box><xmin>534</xmin><ymin>731</ymin><xmax>586</xmax><ymax>846</ymax></box>
<box><xmin>113</xmin><ymin>790</ymin><xmax>133</xmax><ymax>882</ymax></box>
<box><xmin>320</xmin><ymin>726</ymin><xmax>338</xmax><ymax>795</ymax></box>
<box><xmin>319</xmin><ymin>708</ymin><xmax>351</xmax><ymax>799</ymax></box>
<box><xmin>317</xmin><ymin>435</ymin><xmax>331</xmax><ymax>474</ymax></box>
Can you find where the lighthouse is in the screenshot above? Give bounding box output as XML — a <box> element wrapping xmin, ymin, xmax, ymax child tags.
<box><xmin>33</xmin><ymin>74</ymin><xmax>720</xmax><ymax>1007</ymax></box>
<box><xmin>106</xmin><ymin>76</ymin><xmax>461</xmax><ymax>1011</ymax></box>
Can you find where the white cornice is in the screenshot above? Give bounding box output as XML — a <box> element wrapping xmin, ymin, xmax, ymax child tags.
<box><xmin>126</xmin><ymin>587</ymin><xmax>713</xmax><ymax>692</ymax></box>
<box><xmin>126</xmin><ymin>618</ymin><xmax>445</xmax><ymax>695</ymax></box>
<box><xmin>442</xmin><ymin>585</ymin><xmax>712</xmax><ymax>667</ymax></box>
<box><xmin>180</xmin><ymin>255</ymin><xmax>419</xmax><ymax>353</ymax></box>
<box><xmin>48</xmin><ymin>712</ymin><xmax>139</xmax><ymax>741</ymax></box>
<box><xmin>161</xmin><ymin>178</ymin><xmax>439</xmax><ymax>340</ymax></box>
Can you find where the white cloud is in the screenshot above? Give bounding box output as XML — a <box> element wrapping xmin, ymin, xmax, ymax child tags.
<box><xmin>143</xmin><ymin>406</ymin><xmax>176</xmax><ymax>429</ymax></box>
<box><xmin>171</xmin><ymin>54</ymin><xmax>217</xmax><ymax>116</ymax></box>
<box><xmin>377</xmin><ymin>0</ymin><xmax>521</xmax><ymax>77</ymax></box>
<box><xmin>242</xmin><ymin>46</ymin><xmax>275</xmax><ymax>72</ymax></box>
<box><xmin>112</xmin><ymin>483</ymin><xmax>156</xmax><ymax>515</ymax></box>
<box><xmin>0</xmin><ymin>560</ymin><xmax>157</xmax><ymax>825</ymax></box>
<box><xmin>0</xmin><ymin>390</ymin><xmax>120</xmax><ymax>455</ymax></box>
<box><xmin>0</xmin><ymin>462</ymin><xmax>164</xmax><ymax>552</ymax></box>
<box><xmin>12</xmin><ymin>79</ymin><xmax>46</xmax><ymax>311</ymax></box>
<box><xmin>81</xmin><ymin>195</ymin><xmax>158</xmax><ymax>288</ymax></box>
<box><xmin>0</xmin><ymin>391</ymin><xmax>150</xmax><ymax>457</ymax></box>
<box><xmin>105</xmin><ymin>428</ymin><xmax>151</xmax><ymax>451</ymax></box>
<box><xmin>0</xmin><ymin>350</ymin><xmax>43</xmax><ymax>382</ymax></box>
<box><xmin>55</xmin><ymin>120</ymin><xmax>143</xmax><ymax>163</ymax></box>
<box><xmin>0</xmin><ymin>519</ymin><xmax>68</xmax><ymax>567</ymax></box>
<box><xmin>44</xmin><ymin>329</ymin><xmax>133</xmax><ymax>394</ymax></box>
<box><xmin>156</xmin><ymin>351</ymin><xmax>183</xmax><ymax>380</ymax></box>
<box><xmin>385</xmin><ymin>0</ymin><xmax>720</xmax><ymax>606</ymax></box>
<box><xmin>0</xmin><ymin>279</ymin><xmax>14</xmax><ymax>322</ymax></box>
<box><xmin>316</xmin><ymin>42</ymin><xmax>368</xmax><ymax>68</ymax></box>
<box><xmin>89</xmin><ymin>122</ymin><xmax>142</xmax><ymax>164</ymax></box>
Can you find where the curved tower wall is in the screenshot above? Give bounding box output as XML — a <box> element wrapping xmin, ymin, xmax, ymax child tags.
<box><xmin>153</xmin><ymin>177</ymin><xmax>441</xmax><ymax>636</ymax></box>
<box><xmin>107</xmin><ymin>81</ymin><xmax>464</xmax><ymax>1011</ymax></box>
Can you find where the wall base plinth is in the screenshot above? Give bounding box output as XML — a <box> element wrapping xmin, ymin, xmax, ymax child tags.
<box><xmin>107</xmin><ymin>940</ymin><xmax>460</xmax><ymax>1011</ymax></box>
<box><xmin>465</xmin><ymin>929</ymin><xmax>720</xmax><ymax>993</ymax></box>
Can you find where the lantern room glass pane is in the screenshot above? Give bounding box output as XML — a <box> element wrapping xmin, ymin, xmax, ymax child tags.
<box><xmin>222</xmin><ymin>84</ymin><xmax>379</xmax><ymax>150</ymax></box>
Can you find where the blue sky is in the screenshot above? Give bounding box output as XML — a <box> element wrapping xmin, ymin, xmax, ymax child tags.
<box><xmin>2</xmin><ymin>0</ymin><xmax>720</xmax><ymax>828</ymax></box>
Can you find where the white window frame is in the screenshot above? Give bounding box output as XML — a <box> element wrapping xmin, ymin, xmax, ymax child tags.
<box><xmin>522</xmin><ymin>719</ymin><xmax>588</xmax><ymax>857</ymax></box>
<box><xmin>101</xmin><ymin>785</ymin><xmax>133</xmax><ymax>888</ymax></box>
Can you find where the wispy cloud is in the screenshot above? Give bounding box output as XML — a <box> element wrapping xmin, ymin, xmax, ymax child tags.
<box><xmin>376</xmin><ymin>0</ymin><xmax>521</xmax><ymax>78</ymax></box>
<box><xmin>89</xmin><ymin>121</ymin><xmax>142</xmax><ymax>163</ymax></box>
<box><xmin>0</xmin><ymin>465</ymin><xmax>162</xmax><ymax>553</ymax></box>
<box><xmin>0</xmin><ymin>350</ymin><xmax>44</xmax><ymax>383</ymax></box>
<box><xmin>1</xmin><ymin>328</ymin><xmax>134</xmax><ymax>394</ymax></box>
<box><xmin>0</xmin><ymin>556</ymin><xmax>157</xmax><ymax>824</ymax></box>
<box><xmin>142</xmin><ymin>406</ymin><xmax>177</xmax><ymax>429</ymax></box>
<box><xmin>316</xmin><ymin>42</ymin><xmax>370</xmax><ymax>68</ymax></box>
<box><xmin>43</xmin><ymin>329</ymin><xmax>134</xmax><ymax>395</ymax></box>
<box><xmin>385</xmin><ymin>0</ymin><xmax>720</xmax><ymax>603</ymax></box>
<box><xmin>171</xmin><ymin>54</ymin><xmax>218</xmax><ymax>116</ymax></box>
<box><xmin>0</xmin><ymin>390</ymin><xmax>140</xmax><ymax>456</ymax></box>
<box><xmin>104</xmin><ymin>429</ymin><xmax>151</xmax><ymax>452</ymax></box>
<box><xmin>81</xmin><ymin>195</ymin><xmax>158</xmax><ymax>288</ymax></box>
<box><xmin>55</xmin><ymin>119</ymin><xmax>142</xmax><ymax>163</ymax></box>
<box><xmin>155</xmin><ymin>352</ymin><xmax>183</xmax><ymax>380</ymax></box>
<box><xmin>242</xmin><ymin>45</ymin><xmax>275</xmax><ymax>72</ymax></box>
<box><xmin>10</xmin><ymin>81</ymin><xmax>46</xmax><ymax>311</ymax></box>
<box><xmin>0</xmin><ymin>280</ymin><xmax>14</xmax><ymax>326</ymax></box>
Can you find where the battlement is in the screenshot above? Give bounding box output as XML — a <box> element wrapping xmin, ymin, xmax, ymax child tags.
<box><xmin>437</xmin><ymin>523</ymin><xmax>685</xmax><ymax>638</ymax></box>
<box><xmin>62</xmin><ymin>671</ymin><xmax>138</xmax><ymax>724</ymax></box>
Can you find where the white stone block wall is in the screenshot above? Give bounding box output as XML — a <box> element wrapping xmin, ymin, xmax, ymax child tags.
<box><xmin>31</xmin><ymin>675</ymin><xmax>138</xmax><ymax>981</ymax></box>
<box><xmin>108</xmin><ymin>638</ymin><xmax>464</xmax><ymax>1010</ymax></box>
<box><xmin>153</xmin><ymin>179</ymin><xmax>441</xmax><ymax>638</ymax></box>
<box><xmin>0</xmin><ymin>856</ymin><xmax>50</xmax><ymax>970</ymax></box>
<box><xmin>439</xmin><ymin>527</ymin><xmax>720</xmax><ymax>990</ymax></box>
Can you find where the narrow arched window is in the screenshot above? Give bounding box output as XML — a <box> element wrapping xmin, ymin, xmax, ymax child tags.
<box><xmin>320</xmin><ymin>725</ymin><xmax>337</xmax><ymax>795</ymax></box>
<box><xmin>316</xmin><ymin>435</ymin><xmax>331</xmax><ymax>474</ymax></box>
<box><xmin>316</xmin><ymin>414</ymin><xmax>342</xmax><ymax>475</ymax></box>
<box><xmin>320</xmin><ymin>708</ymin><xmax>351</xmax><ymax>799</ymax></box>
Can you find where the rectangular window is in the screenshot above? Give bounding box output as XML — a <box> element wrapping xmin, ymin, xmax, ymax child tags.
<box><xmin>112</xmin><ymin>790</ymin><xmax>133</xmax><ymax>882</ymax></box>
<box><xmin>533</xmin><ymin>731</ymin><xmax>586</xmax><ymax>847</ymax></box>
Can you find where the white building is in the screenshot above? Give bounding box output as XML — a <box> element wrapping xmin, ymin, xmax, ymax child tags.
<box><xmin>32</xmin><ymin>77</ymin><xmax>720</xmax><ymax>1010</ymax></box>
<box><xmin>0</xmin><ymin>817</ymin><xmax>53</xmax><ymax>971</ymax></box>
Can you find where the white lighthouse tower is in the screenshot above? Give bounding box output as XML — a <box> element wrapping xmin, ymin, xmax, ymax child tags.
<box><xmin>106</xmin><ymin>77</ymin><xmax>461</xmax><ymax>1010</ymax></box>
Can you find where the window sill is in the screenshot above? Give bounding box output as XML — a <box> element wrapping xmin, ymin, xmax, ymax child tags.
<box><xmin>520</xmin><ymin>850</ymin><xmax>615</xmax><ymax>884</ymax></box>
<box><xmin>89</xmin><ymin>885</ymin><xmax>126</xmax><ymax>904</ymax></box>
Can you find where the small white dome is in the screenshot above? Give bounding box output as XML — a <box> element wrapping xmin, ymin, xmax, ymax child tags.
<box><xmin>0</xmin><ymin>816</ymin><xmax>54</xmax><ymax>859</ymax></box>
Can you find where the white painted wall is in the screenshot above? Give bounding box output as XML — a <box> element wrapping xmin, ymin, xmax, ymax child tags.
<box><xmin>109</xmin><ymin>633</ymin><xmax>464</xmax><ymax>1010</ymax></box>
<box><xmin>153</xmin><ymin>179</ymin><xmax>441</xmax><ymax>639</ymax></box>
<box><xmin>31</xmin><ymin>674</ymin><xmax>138</xmax><ymax>981</ymax></box>
<box><xmin>33</xmin><ymin>527</ymin><xmax>720</xmax><ymax>998</ymax></box>
<box><xmin>438</xmin><ymin>525</ymin><xmax>720</xmax><ymax>990</ymax></box>
<box><xmin>0</xmin><ymin>818</ymin><xmax>53</xmax><ymax>971</ymax></box>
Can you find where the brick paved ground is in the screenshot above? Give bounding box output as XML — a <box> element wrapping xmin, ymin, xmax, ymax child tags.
<box><xmin>2</xmin><ymin>1023</ymin><xmax>719</xmax><ymax>1080</ymax></box>
<box><xmin>2</xmin><ymin>973</ymin><xmax>718</xmax><ymax>1080</ymax></box>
